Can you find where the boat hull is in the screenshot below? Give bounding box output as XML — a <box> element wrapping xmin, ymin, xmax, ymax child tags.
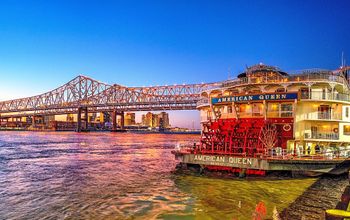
<box><xmin>174</xmin><ymin>153</ymin><xmax>350</xmax><ymax>176</ymax></box>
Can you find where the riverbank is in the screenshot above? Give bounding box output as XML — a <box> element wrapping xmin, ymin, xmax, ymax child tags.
<box><xmin>128</xmin><ymin>130</ymin><xmax>201</xmax><ymax>134</ymax></box>
<box><xmin>280</xmin><ymin>174</ymin><xmax>349</xmax><ymax>220</ymax></box>
<box><xmin>0</xmin><ymin>127</ymin><xmax>201</xmax><ymax>134</ymax></box>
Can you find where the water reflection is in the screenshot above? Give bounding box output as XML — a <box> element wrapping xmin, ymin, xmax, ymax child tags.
<box><xmin>0</xmin><ymin>131</ymin><xmax>314</xmax><ymax>219</ymax></box>
<box><xmin>172</xmin><ymin>175</ymin><xmax>315</xmax><ymax>219</ymax></box>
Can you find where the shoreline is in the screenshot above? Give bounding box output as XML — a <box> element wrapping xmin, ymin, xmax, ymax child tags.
<box><xmin>0</xmin><ymin>128</ymin><xmax>201</xmax><ymax>134</ymax></box>
<box><xmin>280</xmin><ymin>174</ymin><xmax>349</xmax><ymax>220</ymax></box>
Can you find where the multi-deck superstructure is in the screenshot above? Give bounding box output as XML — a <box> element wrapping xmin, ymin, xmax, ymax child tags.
<box><xmin>173</xmin><ymin>63</ymin><xmax>350</xmax><ymax>176</ymax></box>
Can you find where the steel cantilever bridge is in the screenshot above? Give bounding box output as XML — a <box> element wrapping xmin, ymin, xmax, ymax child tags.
<box><xmin>0</xmin><ymin>75</ymin><xmax>217</xmax><ymax>131</ymax></box>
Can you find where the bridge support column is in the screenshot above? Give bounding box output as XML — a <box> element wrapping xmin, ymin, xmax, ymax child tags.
<box><xmin>112</xmin><ymin>110</ymin><xmax>117</xmax><ymax>131</ymax></box>
<box><xmin>15</xmin><ymin>117</ymin><xmax>20</xmax><ymax>128</ymax></box>
<box><xmin>32</xmin><ymin>116</ymin><xmax>36</xmax><ymax>127</ymax></box>
<box><xmin>0</xmin><ymin>118</ymin><xmax>4</xmax><ymax>129</ymax></box>
<box><xmin>111</xmin><ymin>110</ymin><xmax>125</xmax><ymax>132</ymax></box>
<box><xmin>77</xmin><ymin>107</ymin><xmax>82</xmax><ymax>132</ymax></box>
<box><xmin>120</xmin><ymin>111</ymin><xmax>125</xmax><ymax>130</ymax></box>
<box><xmin>84</xmin><ymin>107</ymin><xmax>88</xmax><ymax>130</ymax></box>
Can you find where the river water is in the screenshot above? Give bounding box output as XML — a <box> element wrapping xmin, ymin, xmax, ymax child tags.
<box><xmin>0</xmin><ymin>131</ymin><xmax>317</xmax><ymax>220</ymax></box>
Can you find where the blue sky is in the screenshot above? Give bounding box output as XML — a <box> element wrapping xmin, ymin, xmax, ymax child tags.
<box><xmin>0</xmin><ymin>0</ymin><xmax>349</xmax><ymax>127</ymax></box>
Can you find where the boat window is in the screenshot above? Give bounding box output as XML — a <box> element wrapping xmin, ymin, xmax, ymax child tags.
<box><xmin>322</xmin><ymin>88</ymin><xmax>326</xmax><ymax>99</ymax></box>
<box><xmin>344</xmin><ymin>125</ymin><xmax>350</xmax><ymax>135</ymax></box>
<box><xmin>227</xmin><ymin>106</ymin><xmax>233</xmax><ymax>113</ymax></box>
<box><xmin>236</xmin><ymin>104</ymin><xmax>253</xmax><ymax>118</ymax></box>
<box><xmin>267</xmin><ymin>103</ymin><xmax>279</xmax><ymax>118</ymax></box>
<box><xmin>267</xmin><ymin>102</ymin><xmax>293</xmax><ymax>118</ymax></box>
<box><xmin>318</xmin><ymin>105</ymin><xmax>331</xmax><ymax>112</ymax></box>
<box><xmin>252</xmin><ymin>103</ymin><xmax>263</xmax><ymax>117</ymax></box>
<box><xmin>281</xmin><ymin>103</ymin><xmax>293</xmax><ymax>117</ymax></box>
<box><xmin>300</xmin><ymin>88</ymin><xmax>309</xmax><ymax>99</ymax></box>
<box><xmin>281</xmin><ymin>103</ymin><xmax>293</xmax><ymax>111</ymax></box>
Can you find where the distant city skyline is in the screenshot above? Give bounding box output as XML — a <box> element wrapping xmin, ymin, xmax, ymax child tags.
<box><xmin>0</xmin><ymin>1</ymin><xmax>349</xmax><ymax>128</ymax></box>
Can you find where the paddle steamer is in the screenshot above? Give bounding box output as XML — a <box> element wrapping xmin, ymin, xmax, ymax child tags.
<box><xmin>173</xmin><ymin>63</ymin><xmax>350</xmax><ymax>176</ymax></box>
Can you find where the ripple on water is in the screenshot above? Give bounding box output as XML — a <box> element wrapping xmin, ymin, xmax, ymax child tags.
<box><xmin>0</xmin><ymin>131</ymin><xmax>317</xmax><ymax>219</ymax></box>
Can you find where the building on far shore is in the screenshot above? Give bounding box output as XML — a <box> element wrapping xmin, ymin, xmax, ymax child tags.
<box><xmin>124</xmin><ymin>113</ymin><xmax>136</xmax><ymax>126</ymax></box>
<box><xmin>141</xmin><ymin>112</ymin><xmax>170</xmax><ymax>128</ymax></box>
<box><xmin>0</xmin><ymin>110</ymin><xmax>169</xmax><ymax>131</ymax></box>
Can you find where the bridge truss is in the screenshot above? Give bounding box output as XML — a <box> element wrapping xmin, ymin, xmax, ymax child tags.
<box><xmin>0</xmin><ymin>75</ymin><xmax>217</xmax><ymax>117</ymax></box>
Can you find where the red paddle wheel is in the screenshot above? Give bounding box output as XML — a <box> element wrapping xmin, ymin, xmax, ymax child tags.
<box><xmin>198</xmin><ymin>118</ymin><xmax>292</xmax><ymax>158</ymax></box>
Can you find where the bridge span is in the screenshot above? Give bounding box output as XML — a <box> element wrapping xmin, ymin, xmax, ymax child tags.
<box><xmin>0</xmin><ymin>75</ymin><xmax>217</xmax><ymax>131</ymax></box>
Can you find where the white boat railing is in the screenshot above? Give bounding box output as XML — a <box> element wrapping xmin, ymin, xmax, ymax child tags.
<box><xmin>304</xmin><ymin>132</ymin><xmax>339</xmax><ymax>140</ymax></box>
<box><xmin>300</xmin><ymin>91</ymin><xmax>350</xmax><ymax>102</ymax></box>
<box><xmin>264</xmin><ymin>147</ymin><xmax>350</xmax><ymax>160</ymax></box>
<box><xmin>299</xmin><ymin>112</ymin><xmax>342</xmax><ymax>121</ymax></box>
<box><xmin>220</xmin><ymin>72</ymin><xmax>348</xmax><ymax>90</ymax></box>
<box><xmin>174</xmin><ymin>144</ymin><xmax>350</xmax><ymax>160</ymax></box>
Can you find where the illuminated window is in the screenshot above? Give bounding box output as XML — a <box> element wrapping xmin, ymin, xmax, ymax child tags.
<box><xmin>281</xmin><ymin>103</ymin><xmax>293</xmax><ymax>111</ymax></box>
<box><xmin>344</xmin><ymin>125</ymin><xmax>350</xmax><ymax>135</ymax></box>
<box><xmin>252</xmin><ymin>103</ymin><xmax>263</xmax><ymax>116</ymax></box>
<box><xmin>267</xmin><ymin>103</ymin><xmax>279</xmax><ymax>118</ymax></box>
<box><xmin>281</xmin><ymin>103</ymin><xmax>293</xmax><ymax>117</ymax></box>
<box><xmin>268</xmin><ymin>103</ymin><xmax>279</xmax><ymax>111</ymax></box>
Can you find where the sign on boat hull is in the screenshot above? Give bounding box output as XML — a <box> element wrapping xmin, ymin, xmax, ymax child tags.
<box><xmin>176</xmin><ymin>153</ymin><xmax>350</xmax><ymax>176</ymax></box>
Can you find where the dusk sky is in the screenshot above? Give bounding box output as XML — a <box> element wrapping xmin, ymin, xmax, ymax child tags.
<box><xmin>0</xmin><ymin>0</ymin><xmax>349</xmax><ymax>128</ymax></box>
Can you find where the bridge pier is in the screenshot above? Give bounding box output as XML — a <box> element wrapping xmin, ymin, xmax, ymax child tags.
<box><xmin>32</xmin><ymin>115</ymin><xmax>45</xmax><ymax>129</ymax></box>
<box><xmin>32</xmin><ymin>115</ymin><xmax>36</xmax><ymax>128</ymax></box>
<box><xmin>111</xmin><ymin>110</ymin><xmax>125</xmax><ymax>132</ymax></box>
<box><xmin>76</xmin><ymin>107</ymin><xmax>89</xmax><ymax>132</ymax></box>
<box><xmin>112</xmin><ymin>110</ymin><xmax>117</xmax><ymax>131</ymax></box>
<box><xmin>84</xmin><ymin>107</ymin><xmax>88</xmax><ymax>130</ymax></box>
<box><xmin>77</xmin><ymin>107</ymin><xmax>82</xmax><ymax>132</ymax></box>
<box><xmin>15</xmin><ymin>117</ymin><xmax>20</xmax><ymax>128</ymax></box>
<box><xmin>120</xmin><ymin>112</ymin><xmax>125</xmax><ymax>130</ymax></box>
<box><xmin>5</xmin><ymin>118</ymin><xmax>9</xmax><ymax>128</ymax></box>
